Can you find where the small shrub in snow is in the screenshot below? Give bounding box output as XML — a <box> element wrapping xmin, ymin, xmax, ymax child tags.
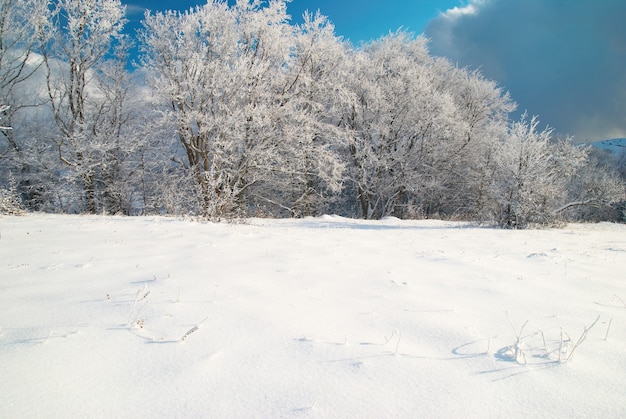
<box><xmin>499</xmin><ymin>312</ymin><xmax>604</xmax><ymax>365</ymax></box>
<box><xmin>500</xmin><ymin>313</ymin><xmax>529</xmax><ymax>364</ymax></box>
<box><xmin>564</xmin><ymin>315</ymin><xmax>600</xmax><ymax>363</ymax></box>
<box><xmin>0</xmin><ymin>176</ymin><xmax>24</xmax><ymax>215</ymax></box>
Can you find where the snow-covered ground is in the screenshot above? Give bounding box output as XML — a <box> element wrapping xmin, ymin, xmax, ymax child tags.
<box><xmin>1</xmin><ymin>214</ymin><xmax>625</xmax><ymax>418</ymax></box>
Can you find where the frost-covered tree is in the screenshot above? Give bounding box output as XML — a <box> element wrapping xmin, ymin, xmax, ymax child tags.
<box><xmin>557</xmin><ymin>149</ymin><xmax>625</xmax><ymax>222</ymax></box>
<box><xmin>39</xmin><ymin>0</ymin><xmax>130</xmax><ymax>213</ymax></box>
<box><xmin>0</xmin><ymin>0</ymin><xmax>49</xmax><ymax>123</ymax></box>
<box><xmin>340</xmin><ymin>33</ymin><xmax>464</xmax><ymax>218</ymax></box>
<box><xmin>435</xmin><ymin>67</ymin><xmax>514</xmax><ymax>219</ymax></box>
<box><xmin>0</xmin><ymin>0</ymin><xmax>617</xmax><ymax>224</ymax></box>
<box><xmin>492</xmin><ymin>114</ymin><xmax>587</xmax><ymax>228</ymax></box>
<box><xmin>91</xmin><ymin>44</ymin><xmax>159</xmax><ymax>215</ymax></box>
<box><xmin>140</xmin><ymin>0</ymin><xmax>346</xmax><ymax>218</ymax></box>
<box><xmin>0</xmin><ymin>0</ymin><xmax>50</xmax><ymax>201</ymax></box>
<box><xmin>141</xmin><ymin>0</ymin><xmax>278</xmax><ymax>217</ymax></box>
<box><xmin>260</xmin><ymin>11</ymin><xmax>349</xmax><ymax>216</ymax></box>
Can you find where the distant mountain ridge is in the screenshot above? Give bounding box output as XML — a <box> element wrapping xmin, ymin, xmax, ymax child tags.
<box><xmin>590</xmin><ymin>138</ymin><xmax>626</xmax><ymax>155</ymax></box>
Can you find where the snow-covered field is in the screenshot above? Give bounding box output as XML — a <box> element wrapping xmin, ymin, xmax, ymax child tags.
<box><xmin>1</xmin><ymin>214</ymin><xmax>625</xmax><ymax>418</ymax></box>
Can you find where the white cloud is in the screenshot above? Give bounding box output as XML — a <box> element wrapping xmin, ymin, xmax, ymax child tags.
<box><xmin>441</xmin><ymin>4</ymin><xmax>477</xmax><ymax>20</ymax></box>
<box><xmin>440</xmin><ymin>0</ymin><xmax>489</xmax><ymax>20</ymax></box>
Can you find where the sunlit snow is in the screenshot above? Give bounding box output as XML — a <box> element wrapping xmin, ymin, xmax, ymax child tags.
<box><xmin>1</xmin><ymin>214</ymin><xmax>625</xmax><ymax>417</ymax></box>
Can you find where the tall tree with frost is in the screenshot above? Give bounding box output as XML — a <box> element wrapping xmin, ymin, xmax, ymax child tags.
<box><xmin>341</xmin><ymin>33</ymin><xmax>460</xmax><ymax>218</ymax></box>
<box><xmin>39</xmin><ymin>0</ymin><xmax>129</xmax><ymax>213</ymax></box>
<box><xmin>262</xmin><ymin>11</ymin><xmax>348</xmax><ymax>216</ymax></box>
<box><xmin>0</xmin><ymin>0</ymin><xmax>50</xmax><ymax>200</ymax></box>
<box><xmin>437</xmin><ymin>66</ymin><xmax>515</xmax><ymax>219</ymax></box>
<box><xmin>93</xmin><ymin>42</ymin><xmax>151</xmax><ymax>215</ymax></box>
<box><xmin>0</xmin><ymin>0</ymin><xmax>48</xmax><ymax>131</ymax></box>
<box><xmin>140</xmin><ymin>0</ymin><xmax>346</xmax><ymax>218</ymax></box>
<box><xmin>492</xmin><ymin>114</ymin><xmax>587</xmax><ymax>228</ymax></box>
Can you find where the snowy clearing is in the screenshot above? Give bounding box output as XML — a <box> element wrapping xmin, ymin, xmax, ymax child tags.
<box><xmin>1</xmin><ymin>214</ymin><xmax>625</xmax><ymax>418</ymax></box>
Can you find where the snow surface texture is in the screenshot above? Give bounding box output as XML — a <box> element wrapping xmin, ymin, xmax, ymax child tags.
<box><xmin>1</xmin><ymin>214</ymin><xmax>625</xmax><ymax>418</ymax></box>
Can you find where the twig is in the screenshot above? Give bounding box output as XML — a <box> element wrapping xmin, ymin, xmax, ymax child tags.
<box><xmin>506</xmin><ymin>311</ymin><xmax>528</xmax><ymax>342</ymax></box>
<box><xmin>181</xmin><ymin>317</ymin><xmax>209</xmax><ymax>341</ymax></box>
<box><xmin>537</xmin><ymin>329</ymin><xmax>548</xmax><ymax>357</ymax></box>
<box><xmin>127</xmin><ymin>285</ymin><xmax>150</xmax><ymax>325</ymax></box>
<box><xmin>394</xmin><ymin>330</ymin><xmax>403</xmax><ymax>355</ymax></box>
<box><xmin>613</xmin><ymin>295</ymin><xmax>626</xmax><ymax>308</ymax></box>
<box><xmin>506</xmin><ymin>311</ymin><xmax>528</xmax><ymax>364</ymax></box>
<box><xmin>604</xmin><ymin>318</ymin><xmax>613</xmax><ymax>341</ymax></box>
<box><xmin>181</xmin><ymin>325</ymin><xmax>198</xmax><ymax>341</ymax></box>
<box><xmin>383</xmin><ymin>330</ymin><xmax>396</xmax><ymax>344</ymax></box>
<box><xmin>566</xmin><ymin>315</ymin><xmax>601</xmax><ymax>362</ymax></box>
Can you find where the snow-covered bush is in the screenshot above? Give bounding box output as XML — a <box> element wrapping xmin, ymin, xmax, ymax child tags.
<box><xmin>561</xmin><ymin>151</ymin><xmax>626</xmax><ymax>222</ymax></box>
<box><xmin>492</xmin><ymin>114</ymin><xmax>586</xmax><ymax>228</ymax></box>
<box><xmin>0</xmin><ymin>175</ymin><xmax>24</xmax><ymax>215</ymax></box>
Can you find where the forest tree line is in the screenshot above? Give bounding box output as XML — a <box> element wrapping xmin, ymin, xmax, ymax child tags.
<box><xmin>0</xmin><ymin>0</ymin><xmax>624</xmax><ymax>227</ymax></box>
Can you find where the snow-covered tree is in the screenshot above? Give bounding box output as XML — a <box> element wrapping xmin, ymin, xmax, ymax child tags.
<box><xmin>259</xmin><ymin>11</ymin><xmax>348</xmax><ymax>216</ymax></box>
<box><xmin>0</xmin><ymin>0</ymin><xmax>49</xmax><ymax>119</ymax></box>
<box><xmin>39</xmin><ymin>0</ymin><xmax>130</xmax><ymax>213</ymax></box>
<box><xmin>91</xmin><ymin>43</ymin><xmax>159</xmax><ymax>215</ymax></box>
<box><xmin>0</xmin><ymin>0</ymin><xmax>50</xmax><ymax>202</ymax></box>
<box><xmin>492</xmin><ymin>114</ymin><xmax>587</xmax><ymax>228</ymax></box>
<box><xmin>558</xmin><ymin>149</ymin><xmax>625</xmax><ymax>222</ymax></box>
<box><xmin>0</xmin><ymin>0</ymin><xmax>618</xmax><ymax>224</ymax></box>
<box><xmin>0</xmin><ymin>171</ymin><xmax>23</xmax><ymax>214</ymax></box>
<box><xmin>340</xmin><ymin>33</ymin><xmax>462</xmax><ymax>218</ymax></box>
<box><xmin>141</xmin><ymin>0</ymin><xmax>271</xmax><ymax>217</ymax></box>
<box><xmin>140</xmin><ymin>0</ymin><xmax>346</xmax><ymax>218</ymax></box>
<box><xmin>437</xmin><ymin>66</ymin><xmax>515</xmax><ymax>220</ymax></box>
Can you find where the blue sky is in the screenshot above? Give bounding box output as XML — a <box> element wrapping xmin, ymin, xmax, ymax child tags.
<box><xmin>124</xmin><ymin>0</ymin><xmax>460</xmax><ymax>43</ymax></box>
<box><xmin>123</xmin><ymin>0</ymin><xmax>626</xmax><ymax>141</ymax></box>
